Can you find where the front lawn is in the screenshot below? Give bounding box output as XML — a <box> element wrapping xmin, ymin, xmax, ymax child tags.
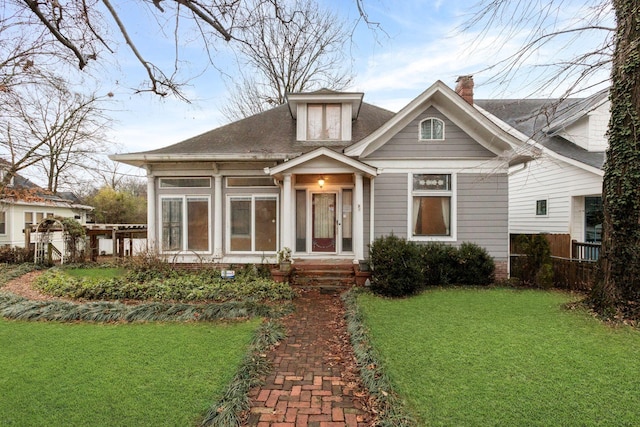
<box><xmin>357</xmin><ymin>288</ymin><xmax>640</xmax><ymax>426</ymax></box>
<box><xmin>0</xmin><ymin>318</ymin><xmax>259</xmax><ymax>426</ymax></box>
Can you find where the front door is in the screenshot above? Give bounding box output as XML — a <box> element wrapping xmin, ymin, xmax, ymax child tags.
<box><xmin>312</xmin><ymin>193</ymin><xmax>336</xmax><ymax>252</ymax></box>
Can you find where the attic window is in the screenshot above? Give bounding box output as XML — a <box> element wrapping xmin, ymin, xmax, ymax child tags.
<box><xmin>307</xmin><ymin>104</ymin><xmax>341</xmax><ymax>140</ymax></box>
<box><xmin>419</xmin><ymin>118</ymin><xmax>445</xmax><ymax>140</ymax></box>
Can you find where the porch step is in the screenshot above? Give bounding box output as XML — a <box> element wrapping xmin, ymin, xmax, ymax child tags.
<box><xmin>290</xmin><ymin>261</ymin><xmax>356</xmax><ymax>288</ymax></box>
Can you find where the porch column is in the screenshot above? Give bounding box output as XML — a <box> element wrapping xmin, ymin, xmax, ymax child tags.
<box><xmin>213</xmin><ymin>175</ymin><xmax>223</xmax><ymax>258</ymax></box>
<box><xmin>354</xmin><ymin>173</ymin><xmax>364</xmax><ymax>261</ymax></box>
<box><xmin>282</xmin><ymin>174</ymin><xmax>293</xmax><ymax>250</ymax></box>
<box><xmin>145</xmin><ymin>167</ymin><xmax>156</xmax><ymax>252</ymax></box>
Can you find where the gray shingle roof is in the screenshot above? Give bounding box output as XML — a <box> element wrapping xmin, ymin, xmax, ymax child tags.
<box><xmin>131</xmin><ymin>102</ymin><xmax>395</xmax><ymax>158</ymax></box>
<box><xmin>476</xmin><ymin>92</ymin><xmax>607</xmax><ymax>170</ymax></box>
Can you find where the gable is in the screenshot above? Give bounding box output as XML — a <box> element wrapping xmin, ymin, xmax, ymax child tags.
<box><xmin>363</xmin><ymin>106</ymin><xmax>495</xmax><ymax>159</ymax></box>
<box><xmin>344</xmin><ymin>81</ymin><xmax>525</xmax><ymax>162</ymax></box>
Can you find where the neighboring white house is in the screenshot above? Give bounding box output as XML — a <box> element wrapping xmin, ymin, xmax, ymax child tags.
<box><xmin>0</xmin><ymin>162</ymin><xmax>93</xmax><ymax>249</ymax></box>
<box><xmin>476</xmin><ymin>90</ymin><xmax>608</xmax><ymax>258</ymax></box>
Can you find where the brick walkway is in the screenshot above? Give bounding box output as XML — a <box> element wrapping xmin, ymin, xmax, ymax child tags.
<box><xmin>245</xmin><ymin>289</ymin><xmax>373</xmax><ymax>426</ymax></box>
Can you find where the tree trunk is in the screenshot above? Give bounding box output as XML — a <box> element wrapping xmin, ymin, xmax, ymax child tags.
<box><xmin>592</xmin><ymin>0</ymin><xmax>640</xmax><ymax>315</ymax></box>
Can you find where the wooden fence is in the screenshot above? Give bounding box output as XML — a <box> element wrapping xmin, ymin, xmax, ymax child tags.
<box><xmin>510</xmin><ymin>255</ymin><xmax>597</xmax><ymax>292</ymax></box>
<box><xmin>510</xmin><ymin>234</ymin><xmax>572</xmax><ymax>258</ymax></box>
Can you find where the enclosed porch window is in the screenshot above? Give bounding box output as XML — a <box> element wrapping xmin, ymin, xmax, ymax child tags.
<box><xmin>161</xmin><ymin>196</ymin><xmax>210</xmax><ymax>252</ymax></box>
<box><xmin>228</xmin><ymin>195</ymin><xmax>278</xmax><ymax>253</ymax></box>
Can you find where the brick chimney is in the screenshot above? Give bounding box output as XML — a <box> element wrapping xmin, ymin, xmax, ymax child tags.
<box><xmin>455</xmin><ymin>75</ymin><xmax>474</xmax><ymax>105</ymax></box>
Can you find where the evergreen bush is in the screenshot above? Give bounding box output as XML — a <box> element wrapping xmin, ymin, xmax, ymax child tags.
<box><xmin>369</xmin><ymin>235</ymin><xmax>423</xmax><ymax>297</ymax></box>
<box><xmin>515</xmin><ymin>234</ymin><xmax>553</xmax><ymax>288</ymax></box>
<box><xmin>455</xmin><ymin>242</ymin><xmax>495</xmax><ymax>286</ymax></box>
<box><xmin>420</xmin><ymin>242</ymin><xmax>459</xmax><ymax>287</ymax></box>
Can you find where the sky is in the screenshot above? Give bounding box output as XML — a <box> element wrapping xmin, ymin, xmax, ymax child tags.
<box><xmin>93</xmin><ymin>0</ymin><xmax>612</xmax><ymax>178</ymax></box>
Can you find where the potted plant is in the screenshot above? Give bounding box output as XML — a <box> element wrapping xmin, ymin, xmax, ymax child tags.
<box><xmin>276</xmin><ymin>247</ymin><xmax>292</xmax><ymax>272</ymax></box>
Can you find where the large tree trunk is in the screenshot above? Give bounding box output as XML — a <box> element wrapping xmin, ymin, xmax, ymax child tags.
<box><xmin>592</xmin><ymin>0</ymin><xmax>640</xmax><ymax>316</ymax></box>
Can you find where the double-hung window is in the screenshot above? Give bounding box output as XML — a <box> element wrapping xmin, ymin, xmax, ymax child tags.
<box><xmin>161</xmin><ymin>196</ymin><xmax>210</xmax><ymax>252</ymax></box>
<box><xmin>307</xmin><ymin>104</ymin><xmax>341</xmax><ymax>140</ymax></box>
<box><xmin>411</xmin><ymin>174</ymin><xmax>453</xmax><ymax>239</ymax></box>
<box><xmin>228</xmin><ymin>195</ymin><xmax>278</xmax><ymax>253</ymax></box>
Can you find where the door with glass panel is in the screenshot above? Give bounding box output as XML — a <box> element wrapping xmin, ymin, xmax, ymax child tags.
<box><xmin>312</xmin><ymin>193</ymin><xmax>336</xmax><ymax>252</ymax></box>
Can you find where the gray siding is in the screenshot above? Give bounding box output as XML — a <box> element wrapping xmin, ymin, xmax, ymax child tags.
<box><xmin>372</xmin><ymin>172</ymin><xmax>509</xmax><ymax>261</ymax></box>
<box><xmin>365</xmin><ymin>107</ymin><xmax>495</xmax><ymax>159</ymax></box>
<box><xmin>457</xmin><ymin>173</ymin><xmax>508</xmax><ymax>260</ymax></box>
<box><xmin>373</xmin><ymin>173</ymin><xmax>408</xmax><ymax>238</ymax></box>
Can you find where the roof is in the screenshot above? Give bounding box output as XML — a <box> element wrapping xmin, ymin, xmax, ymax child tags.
<box><xmin>0</xmin><ymin>159</ymin><xmax>91</xmax><ymax>210</ymax></box>
<box><xmin>111</xmin><ymin>101</ymin><xmax>395</xmax><ymax>167</ymax></box>
<box><xmin>345</xmin><ymin>80</ymin><xmax>529</xmax><ymax>162</ymax></box>
<box><xmin>475</xmin><ymin>91</ymin><xmax>608</xmax><ymax>170</ymax></box>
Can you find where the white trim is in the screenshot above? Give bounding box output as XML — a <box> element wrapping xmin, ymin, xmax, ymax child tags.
<box><xmin>407</xmin><ymin>172</ymin><xmax>457</xmax><ymax>242</ymax></box>
<box><xmin>266</xmin><ymin>147</ymin><xmax>378</xmax><ymax>177</ymax></box>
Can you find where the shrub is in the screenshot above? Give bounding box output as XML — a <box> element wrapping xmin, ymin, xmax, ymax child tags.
<box><xmin>515</xmin><ymin>234</ymin><xmax>553</xmax><ymax>288</ymax></box>
<box><xmin>370</xmin><ymin>235</ymin><xmax>423</xmax><ymax>297</ymax></box>
<box><xmin>420</xmin><ymin>242</ymin><xmax>460</xmax><ymax>287</ymax></box>
<box><xmin>0</xmin><ymin>246</ymin><xmax>33</xmax><ymax>264</ymax></box>
<box><xmin>456</xmin><ymin>242</ymin><xmax>495</xmax><ymax>286</ymax></box>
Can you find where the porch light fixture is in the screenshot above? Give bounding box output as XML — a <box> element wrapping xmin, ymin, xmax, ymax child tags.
<box><xmin>318</xmin><ymin>177</ymin><xmax>325</xmax><ymax>188</ymax></box>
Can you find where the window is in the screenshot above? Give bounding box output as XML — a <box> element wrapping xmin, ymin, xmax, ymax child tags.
<box><xmin>419</xmin><ymin>118</ymin><xmax>445</xmax><ymax>140</ymax></box>
<box><xmin>411</xmin><ymin>174</ymin><xmax>452</xmax><ymax>237</ymax></box>
<box><xmin>228</xmin><ymin>195</ymin><xmax>277</xmax><ymax>252</ymax></box>
<box><xmin>159</xmin><ymin>178</ymin><xmax>211</xmax><ymax>188</ymax></box>
<box><xmin>585</xmin><ymin>196</ymin><xmax>603</xmax><ymax>242</ymax></box>
<box><xmin>226</xmin><ymin>177</ymin><xmax>276</xmax><ymax>187</ymax></box>
<box><xmin>536</xmin><ymin>199</ymin><xmax>548</xmax><ymax>216</ymax></box>
<box><xmin>307</xmin><ymin>104</ymin><xmax>341</xmax><ymax>140</ymax></box>
<box><xmin>161</xmin><ymin>196</ymin><xmax>210</xmax><ymax>252</ymax></box>
<box><xmin>0</xmin><ymin>211</ymin><xmax>5</xmax><ymax>234</ymax></box>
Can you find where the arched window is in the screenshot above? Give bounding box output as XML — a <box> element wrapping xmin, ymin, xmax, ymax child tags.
<box><xmin>419</xmin><ymin>118</ymin><xmax>445</xmax><ymax>140</ymax></box>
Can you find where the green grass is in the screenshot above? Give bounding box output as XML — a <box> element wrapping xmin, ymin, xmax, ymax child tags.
<box><xmin>357</xmin><ymin>288</ymin><xmax>640</xmax><ymax>426</ymax></box>
<box><xmin>0</xmin><ymin>318</ymin><xmax>259</xmax><ymax>426</ymax></box>
<box><xmin>65</xmin><ymin>267</ymin><xmax>126</xmax><ymax>279</ymax></box>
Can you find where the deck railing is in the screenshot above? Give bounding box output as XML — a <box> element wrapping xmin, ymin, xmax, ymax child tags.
<box><xmin>572</xmin><ymin>240</ymin><xmax>601</xmax><ymax>261</ymax></box>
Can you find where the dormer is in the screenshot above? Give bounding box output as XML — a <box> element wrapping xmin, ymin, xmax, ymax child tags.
<box><xmin>286</xmin><ymin>89</ymin><xmax>364</xmax><ymax>142</ymax></box>
<box><xmin>546</xmin><ymin>91</ymin><xmax>610</xmax><ymax>153</ymax></box>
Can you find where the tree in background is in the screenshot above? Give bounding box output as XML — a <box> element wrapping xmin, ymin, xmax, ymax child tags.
<box><xmin>221</xmin><ymin>0</ymin><xmax>352</xmax><ymax>120</ymax></box>
<box><xmin>85</xmin><ymin>185</ymin><xmax>146</xmax><ymax>224</ymax></box>
<box><xmin>0</xmin><ymin>77</ymin><xmax>111</xmax><ymax>193</ymax></box>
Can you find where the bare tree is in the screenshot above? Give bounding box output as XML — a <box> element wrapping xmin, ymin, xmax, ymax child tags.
<box><xmin>221</xmin><ymin>0</ymin><xmax>352</xmax><ymax>120</ymax></box>
<box><xmin>0</xmin><ymin>77</ymin><xmax>111</xmax><ymax>193</ymax></box>
<box><xmin>463</xmin><ymin>1</ymin><xmax>640</xmax><ymax>318</ymax></box>
<box><xmin>461</xmin><ymin>1</ymin><xmax>614</xmax><ymax>99</ymax></box>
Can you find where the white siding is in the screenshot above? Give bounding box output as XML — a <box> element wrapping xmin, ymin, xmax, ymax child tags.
<box><xmin>509</xmin><ymin>153</ymin><xmax>602</xmax><ymax>238</ymax></box>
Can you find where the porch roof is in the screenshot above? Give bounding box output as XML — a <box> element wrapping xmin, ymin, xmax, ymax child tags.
<box><xmin>264</xmin><ymin>147</ymin><xmax>378</xmax><ymax>178</ymax></box>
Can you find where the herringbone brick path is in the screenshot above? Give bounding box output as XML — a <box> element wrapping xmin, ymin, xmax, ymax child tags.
<box><xmin>245</xmin><ymin>289</ymin><xmax>373</xmax><ymax>426</ymax></box>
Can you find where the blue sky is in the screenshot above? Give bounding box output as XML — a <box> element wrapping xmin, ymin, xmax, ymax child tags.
<box><xmin>100</xmin><ymin>0</ymin><xmax>612</xmax><ymax>172</ymax></box>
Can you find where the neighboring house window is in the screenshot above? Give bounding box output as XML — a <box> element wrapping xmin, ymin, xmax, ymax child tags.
<box><xmin>228</xmin><ymin>195</ymin><xmax>278</xmax><ymax>253</ymax></box>
<box><xmin>536</xmin><ymin>199</ymin><xmax>548</xmax><ymax>216</ymax></box>
<box><xmin>411</xmin><ymin>174</ymin><xmax>452</xmax><ymax>238</ymax></box>
<box><xmin>419</xmin><ymin>118</ymin><xmax>445</xmax><ymax>140</ymax></box>
<box><xmin>161</xmin><ymin>196</ymin><xmax>210</xmax><ymax>252</ymax></box>
<box><xmin>0</xmin><ymin>211</ymin><xmax>5</xmax><ymax>234</ymax></box>
<box><xmin>585</xmin><ymin>196</ymin><xmax>603</xmax><ymax>242</ymax></box>
<box><xmin>307</xmin><ymin>104</ymin><xmax>341</xmax><ymax>140</ymax></box>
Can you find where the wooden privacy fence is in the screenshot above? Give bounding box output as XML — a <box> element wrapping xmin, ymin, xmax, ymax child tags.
<box><xmin>510</xmin><ymin>255</ymin><xmax>597</xmax><ymax>292</ymax></box>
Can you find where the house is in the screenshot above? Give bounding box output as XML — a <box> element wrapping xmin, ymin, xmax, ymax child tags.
<box><xmin>476</xmin><ymin>90</ymin><xmax>608</xmax><ymax>259</ymax></box>
<box><xmin>111</xmin><ymin>77</ymin><xmax>529</xmax><ymax>278</ymax></box>
<box><xmin>0</xmin><ymin>161</ymin><xmax>93</xmax><ymax>249</ymax></box>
